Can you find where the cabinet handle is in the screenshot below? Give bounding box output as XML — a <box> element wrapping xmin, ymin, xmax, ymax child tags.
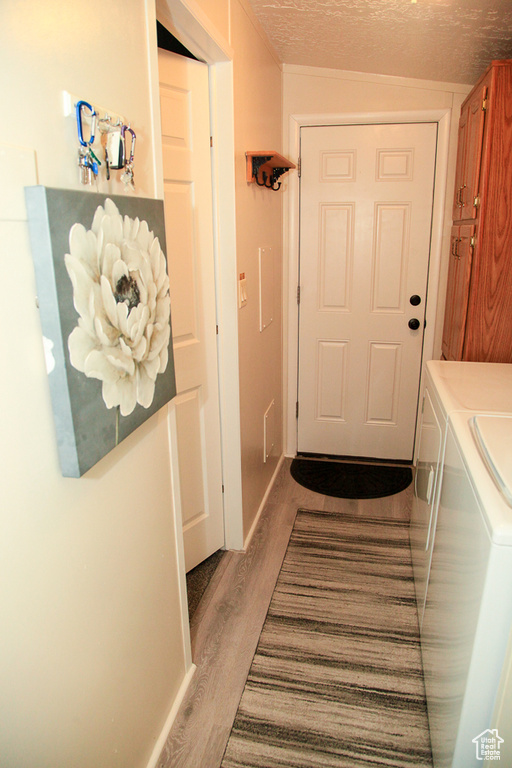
<box><xmin>451</xmin><ymin>238</ymin><xmax>460</xmax><ymax>259</ymax></box>
<box><xmin>460</xmin><ymin>183</ymin><xmax>467</xmax><ymax>208</ymax></box>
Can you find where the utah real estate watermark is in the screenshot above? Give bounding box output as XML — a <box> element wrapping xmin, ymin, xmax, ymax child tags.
<box><xmin>472</xmin><ymin>729</ymin><xmax>504</xmax><ymax>761</ymax></box>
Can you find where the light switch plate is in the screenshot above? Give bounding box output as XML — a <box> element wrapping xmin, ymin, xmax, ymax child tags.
<box><xmin>264</xmin><ymin>399</ymin><xmax>275</xmax><ymax>462</ymax></box>
<box><xmin>259</xmin><ymin>246</ymin><xmax>274</xmax><ymax>331</ymax></box>
<box><xmin>238</xmin><ymin>272</ymin><xmax>247</xmax><ymax>308</ymax></box>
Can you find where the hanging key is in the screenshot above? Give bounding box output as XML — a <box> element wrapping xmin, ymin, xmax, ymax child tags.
<box><xmin>120</xmin><ymin>162</ymin><xmax>135</xmax><ymax>191</ymax></box>
<box><xmin>89</xmin><ymin>148</ymin><xmax>101</xmax><ymax>175</ymax></box>
<box><xmin>78</xmin><ymin>147</ymin><xmax>92</xmax><ymax>185</ymax></box>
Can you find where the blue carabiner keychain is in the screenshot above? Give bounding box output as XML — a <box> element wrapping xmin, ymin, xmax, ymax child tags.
<box><xmin>76</xmin><ymin>100</ymin><xmax>96</xmax><ymax>146</ymax></box>
<box><xmin>76</xmin><ymin>100</ymin><xmax>99</xmax><ymax>180</ymax></box>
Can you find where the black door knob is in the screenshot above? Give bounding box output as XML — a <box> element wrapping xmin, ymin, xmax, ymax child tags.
<box><xmin>410</xmin><ymin>295</ymin><xmax>421</xmax><ymax>306</ymax></box>
<box><xmin>408</xmin><ymin>318</ymin><xmax>420</xmax><ymax>330</ymax></box>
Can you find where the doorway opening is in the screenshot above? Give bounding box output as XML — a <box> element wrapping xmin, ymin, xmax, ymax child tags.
<box><xmin>157</xmin><ymin>21</ymin><xmax>197</xmax><ymax>60</ymax></box>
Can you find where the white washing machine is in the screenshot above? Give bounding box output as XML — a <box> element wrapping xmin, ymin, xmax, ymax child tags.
<box><xmin>410</xmin><ymin>361</ymin><xmax>512</xmax><ymax>767</ymax></box>
<box><xmin>411</xmin><ymin>361</ymin><xmax>512</xmax><ymax>628</ymax></box>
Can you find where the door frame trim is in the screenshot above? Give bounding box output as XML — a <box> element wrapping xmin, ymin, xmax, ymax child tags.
<box><xmin>284</xmin><ymin>109</ymin><xmax>452</xmax><ymax>462</ymax></box>
<box><xmin>149</xmin><ymin>0</ymin><xmax>243</xmax><ymax>669</ymax></box>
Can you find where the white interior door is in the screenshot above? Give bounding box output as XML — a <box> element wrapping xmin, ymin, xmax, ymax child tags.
<box><xmin>298</xmin><ymin>123</ymin><xmax>437</xmax><ymax>461</ymax></box>
<box><xmin>159</xmin><ymin>49</ymin><xmax>224</xmax><ymax>572</ymax></box>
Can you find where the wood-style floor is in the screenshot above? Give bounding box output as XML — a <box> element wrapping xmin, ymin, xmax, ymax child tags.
<box><xmin>157</xmin><ymin>458</ymin><xmax>415</xmax><ymax>768</ymax></box>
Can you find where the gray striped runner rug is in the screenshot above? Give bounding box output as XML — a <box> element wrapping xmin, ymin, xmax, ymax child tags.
<box><xmin>221</xmin><ymin>508</ymin><xmax>432</xmax><ymax>767</ymax></box>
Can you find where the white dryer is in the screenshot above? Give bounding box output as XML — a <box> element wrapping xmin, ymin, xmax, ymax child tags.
<box><xmin>410</xmin><ymin>361</ymin><xmax>512</xmax><ymax>768</ymax></box>
<box><xmin>410</xmin><ymin>361</ymin><xmax>512</xmax><ymax>627</ymax></box>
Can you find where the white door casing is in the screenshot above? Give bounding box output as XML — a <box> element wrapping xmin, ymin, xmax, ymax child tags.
<box><xmin>159</xmin><ymin>49</ymin><xmax>224</xmax><ymax>571</ymax></box>
<box><xmin>298</xmin><ymin>122</ymin><xmax>438</xmax><ymax>461</ymax></box>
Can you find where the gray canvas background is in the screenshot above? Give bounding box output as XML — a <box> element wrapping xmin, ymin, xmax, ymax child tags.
<box><xmin>25</xmin><ymin>186</ymin><xmax>176</xmax><ymax>477</ymax></box>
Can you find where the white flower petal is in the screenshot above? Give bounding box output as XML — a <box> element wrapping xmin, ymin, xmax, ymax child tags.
<box><xmin>122</xmin><ymin>243</ymin><xmax>143</xmax><ymax>273</ymax></box>
<box><xmin>94</xmin><ymin>313</ymin><xmax>117</xmax><ymax>347</ymax></box>
<box><xmin>131</xmin><ymin>335</ymin><xmax>147</xmax><ymax>362</ymax></box>
<box><xmin>124</xmin><ymin>214</ymin><xmax>139</xmax><ymax>241</ymax></box>
<box><xmin>104</xmin><ymin>198</ymin><xmax>120</xmax><ymax>219</ymax></box>
<box><xmin>69</xmin><ymin>224</ymin><xmax>99</xmax><ymax>278</ymax></box>
<box><xmin>101</xmin><ymin>243</ymin><xmax>122</xmax><ymax>283</ymax></box>
<box><xmin>84</xmin><ymin>349</ymin><xmax>119</xmax><ymax>382</ymax></box>
<box><xmin>130</xmin><ymin>315</ymin><xmax>147</xmax><ymax>349</ymax></box>
<box><xmin>137</xmin><ymin>365</ymin><xmax>156</xmax><ymax>409</ymax></box>
<box><xmin>116</xmin><ymin>301</ymin><xmax>130</xmax><ymax>337</ymax></box>
<box><xmin>155</xmin><ymin>295</ymin><xmax>171</xmax><ymax>326</ymax></box>
<box><xmin>142</xmin><ymin>355</ymin><xmax>160</xmax><ymax>382</ymax></box>
<box><xmin>149</xmin><ymin>237</ymin><xmax>161</xmax><ymax>273</ymax></box>
<box><xmin>100</xmin><ymin>275</ymin><xmax>119</xmax><ymax>329</ymax></box>
<box><xmin>102</xmin><ymin>379</ymin><xmax>123</xmax><ymax>410</ymax></box>
<box><xmin>101</xmin><ymin>204</ymin><xmax>123</xmax><ymax>245</ymax></box>
<box><xmin>91</xmin><ymin>203</ymin><xmax>107</xmax><ymax>235</ymax></box>
<box><xmin>116</xmin><ymin>376</ymin><xmax>138</xmax><ymax>416</ymax></box>
<box><xmin>158</xmin><ymin>344</ymin><xmax>169</xmax><ymax>373</ymax></box>
<box><xmin>65</xmin><ymin>253</ymin><xmax>95</xmax><ymax>319</ymax></box>
<box><xmin>105</xmin><ymin>347</ymin><xmax>135</xmax><ymax>376</ymax></box>
<box><xmin>68</xmin><ymin>326</ymin><xmax>97</xmax><ymax>371</ymax></box>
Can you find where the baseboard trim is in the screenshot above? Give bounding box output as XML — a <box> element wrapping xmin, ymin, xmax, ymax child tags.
<box><xmin>145</xmin><ymin>663</ymin><xmax>197</xmax><ymax>768</ymax></box>
<box><xmin>243</xmin><ymin>453</ymin><xmax>285</xmax><ymax>551</ymax></box>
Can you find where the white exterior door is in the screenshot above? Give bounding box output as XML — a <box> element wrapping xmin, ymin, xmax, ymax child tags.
<box><xmin>159</xmin><ymin>50</ymin><xmax>224</xmax><ymax>571</ymax></box>
<box><xmin>298</xmin><ymin>123</ymin><xmax>437</xmax><ymax>461</ymax></box>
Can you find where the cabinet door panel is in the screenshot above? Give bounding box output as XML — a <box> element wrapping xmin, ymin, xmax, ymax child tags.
<box><xmin>442</xmin><ymin>227</ymin><xmax>462</xmax><ymax>360</ymax></box>
<box><xmin>452</xmin><ymin>108</ymin><xmax>468</xmax><ymax>220</ymax></box>
<box><xmin>462</xmin><ymin>84</ymin><xmax>488</xmax><ymax>218</ymax></box>
<box><xmin>442</xmin><ymin>225</ymin><xmax>475</xmax><ymax>361</ymax></box>
<box><xmin>452</xmin><ymin>82</ymin><xmax>488</xmax><ymax>222</ymax></box>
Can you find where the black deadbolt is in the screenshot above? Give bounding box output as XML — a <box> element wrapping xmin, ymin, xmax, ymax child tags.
<box><xmin>408</xmin><ymin>318</ymin><xmax>421</xmax><ymax>330</ymax></box>
<box><xmin>410</xmin><ymin>295</ymin><xmax>421</xmax><ymax>306</ymax></box>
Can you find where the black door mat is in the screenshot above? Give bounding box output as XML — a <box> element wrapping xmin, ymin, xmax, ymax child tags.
<box><xmin>290</xmin><ymin>458</ymin><xmax>412</xmax><ymax>499</ymax></box>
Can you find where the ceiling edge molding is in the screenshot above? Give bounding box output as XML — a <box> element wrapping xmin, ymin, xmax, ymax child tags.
<box><xmin>282</xmin><ymin>63</ymin><xmax>473</xmax><ymax>95</ymax></box>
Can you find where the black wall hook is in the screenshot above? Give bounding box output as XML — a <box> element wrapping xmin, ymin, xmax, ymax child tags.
<box><xmin>246</xmin><ymin>151</ymin><xmax>296</xmax><ymax>190</ymax></box>
<box><xmin>254</xmin><ymin>170</ymin><xmax>280</xmax><ymax>190</ymax></box>
<box><xmin>255</xmin><ymin>170</ymin><xmax>268</xmax><ymax>187</ymax></box>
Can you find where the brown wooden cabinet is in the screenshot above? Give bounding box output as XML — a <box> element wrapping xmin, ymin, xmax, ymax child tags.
<box><xmin>442</xmin><ymin>59</ymin><xmax>512</xmax><ymax>363</ymax></box>
<box><xmin>452</xmin><ymin>81</ymin><xmax>487</xmax><ymax>222</ymax></box>
<box><xmin>442</xmin><ymin>225</ymin><xmax>475</xmax><ymax>361</ymax></box>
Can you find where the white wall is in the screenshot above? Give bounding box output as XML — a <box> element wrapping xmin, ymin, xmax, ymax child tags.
<box><xmin>0</xmin><ymin>2</ymin><xmax>188</xmax><ymax>767</ymax></box>
<box><xmin>0</xmin><ymin>0</ymin><xmax>287</xmax><ymax>762</ymax></box>
<box><xmin>231</xmin><ymin>0</ymin><xmax>284</xmax><ymax>539</ymax></box>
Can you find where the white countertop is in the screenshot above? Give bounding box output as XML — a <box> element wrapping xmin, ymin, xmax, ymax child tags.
<box><xmin>427</xmin><ymin>360</ymin><xmax>512</xmax><ymax>416</ymax></box>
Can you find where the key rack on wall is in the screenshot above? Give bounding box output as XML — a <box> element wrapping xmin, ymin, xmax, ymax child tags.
<box><xmin>63</xmin><ymin>91</ymin><xmax>137</xmax><ymax>189</ymax></box>
<box><xmin>246</xmin><ymin>151</ymin><xmax>296</xmax><ymax>191</ymax></box>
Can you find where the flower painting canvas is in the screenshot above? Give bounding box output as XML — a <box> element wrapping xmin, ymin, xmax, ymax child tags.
<box><xmin>25</xmin><ymin>187</ymin><xmax>176</xmax><ymax>477</ymax></box>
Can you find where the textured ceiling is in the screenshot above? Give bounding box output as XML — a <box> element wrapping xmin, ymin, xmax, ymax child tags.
<box><xmin>247</xmin><ymin>0</ymin><xmax>512</xmax><ymax>84</ymax></box>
